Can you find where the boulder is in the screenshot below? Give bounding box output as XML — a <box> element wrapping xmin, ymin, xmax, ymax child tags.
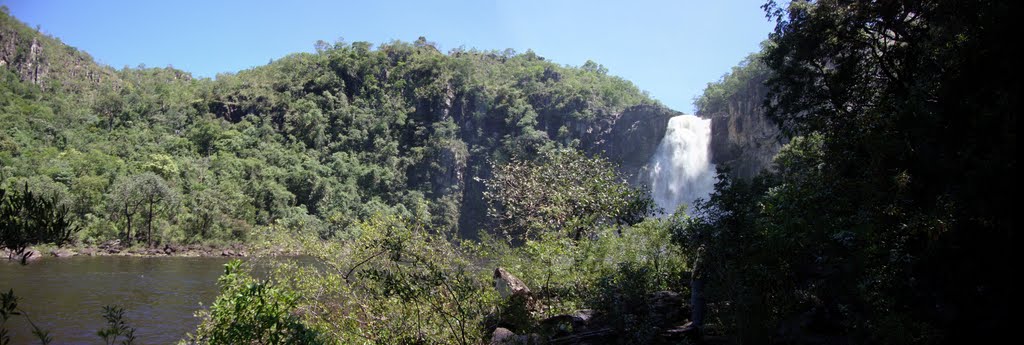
<box><xmin>540</xmin><ymin>309</ymin><xmax>596</xmax><ymax>338</ymax></box>
<box><xmin>7</xmin><ymin>249</ymin><xmax>43</xmax><ymax>263</ymax></box>
<box><xmin>647</xmin><ymin>290</ymin><xmax>689</xmax><ymax>327</ymax></box>
<box><xmin>490</xmin><ymin>327</ymin><xmax>516</xmax><ymax>344</ymax></box>
<box><xmin>99</xmin><ymin>239</ymin><xmax>121</xmax><ymax>250</ymax></box>
<box><xmin>489</xmin><ymin>327</ymin><xmax>541</xmax><ymax>345</ymax></box>
<box><xmin>50</xmin><ymin>248</ymin><xmax>76</xmax><ymax>258</ymax></box>
<box><xmin>494</xmin><ymin>267</ymin><xmax>531</xmax><ymax>298</ymax></box>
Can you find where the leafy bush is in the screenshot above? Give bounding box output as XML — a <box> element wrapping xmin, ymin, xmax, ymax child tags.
<box><xmin>187</xmin><ymin>260</ymin><xmax>324</xmax><ymax>345</ymax></box>
<box><xmin>1</xmin><ymin>184</ymin><xmax>78</xmax><ymax>261</ymax></box>
<box><xmin>255</xmin><ymin>213</ymin><xmax>497</xmax><ymax>345</ymax></box>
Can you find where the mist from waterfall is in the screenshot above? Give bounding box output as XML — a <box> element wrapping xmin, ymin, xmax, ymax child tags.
<box><xmin>648</xmin><ymin>115</ymin><xmax>717</xmax><ymax>215</ymax></box>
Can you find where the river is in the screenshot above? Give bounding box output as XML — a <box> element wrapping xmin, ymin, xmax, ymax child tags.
<box><xmin>1</xmin><ymin>256</ymin><xmax>234</xmax><ymax>344</ymax></box>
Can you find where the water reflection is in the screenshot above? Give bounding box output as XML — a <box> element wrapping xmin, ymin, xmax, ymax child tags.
<box><xmin>1</xmin><ymin>256</ymin><xmax>234</xmax><ymax>344</ymax></box>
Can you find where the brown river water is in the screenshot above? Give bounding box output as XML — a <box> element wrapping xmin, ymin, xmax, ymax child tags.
<box><xmin>1</xmin><ymin>256</ymin><xmax>234</xmax><ymax>344</ymax></box>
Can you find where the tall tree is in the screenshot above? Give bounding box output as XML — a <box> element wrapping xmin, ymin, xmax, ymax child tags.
<box><xmin>689</xmin><ymin>0</ymin><xmax>1016</xmax><ymax>342</ymax></box>
<box><xmin>108</xmin><ymin>173</ymin><xmax>177</xmax><ymax>247</ymax></box>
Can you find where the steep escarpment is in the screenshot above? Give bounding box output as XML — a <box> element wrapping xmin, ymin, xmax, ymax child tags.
<box><xmin>592</xmin><ymin>104</ymin><xmax>676</xmax><ymax>185</ymax></box>
<box><xmin>1</xmin><ymin>10</ymin><xmax>673</xmax><ymax>243</ymax></box>
<box><xmin>695</xmin><ymin>53</ymin><xmax>786</xmax><ymax>180</ymax></box>
<box><xmin>0</xmin><ymin>8</ymin><xmax>119</xmax><ymax>92</ymax></box>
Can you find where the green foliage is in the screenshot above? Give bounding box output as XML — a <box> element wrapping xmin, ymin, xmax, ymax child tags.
<box><xmin>685</xmin><ymin>0</ymin><xmax>1016</xmax><ymax>343</ymax></box>
<box><xmin>0</xmin><ymin>184</ymin><xmax>78</xmax><ymax>261</ymax></box>
<box><xmin>188</xmin><ymin>260</ymin><xmax>325</xmax><ymax>345</ymax></box>
<box><xmin>250</xmin><ymin>213</ymin><xmax>497</xmax><ymax>345</ymax></box>
<box><xmin>1</xmin><ymin>8</ymin><xmax>661</xmax><ymax>245</ymax></box>
<box><xmin>477</xmin><ymin>218</ymin><xmax>688</xmax><ymax>330</ymax></box>
<box><xmin>0</xmin><ymin>289</ymin><xmax>52</xmax><ymax>345</ymax></box>
<box><xmin>97</xmin><ymin>305</ymin><xmax>136</xmax><ymax>345</ymax></box>
<box><xmin>694</xmin><ymin>49</ymin><xmax>769</xmax><ymax>115</ymax></box>
<box><xmin>106</xmin><ymin>172</ymin><xmax>177</xmax><ymax>247</ymax></box>
<box><xmin>484</xmin><ymin>148</ymin><xmax>655</xmax><ymax>242</ymax></box>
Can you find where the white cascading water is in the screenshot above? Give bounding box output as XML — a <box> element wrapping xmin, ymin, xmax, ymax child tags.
<box><xmin>648</xmin><ymin>115</ymin><xmax>717</xmax><ymax>215</ymax></box>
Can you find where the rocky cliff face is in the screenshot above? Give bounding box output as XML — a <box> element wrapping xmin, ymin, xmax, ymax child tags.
<box><xmin>452</xmin><ymin>101</ymin><xmax>676</xmax><ymax>237</ymax></box>
<box><xmin>1</xmin><ymin>11</ymin><xmax>117</xmax><ymax>91</ymax></box>
<box><xmin>1</xmin><ymin>25</ymin><xmax>49</xmax><ymax>86</ymax></box>
<box><xmin>593</xmin><ymin>104</ymin><xmax>676</xmax><ymax>185</ymax></box>
<box><xmin>699</xmin><ymin>66</ymin><xmax>786</xmax><ymax>180</ymax></box>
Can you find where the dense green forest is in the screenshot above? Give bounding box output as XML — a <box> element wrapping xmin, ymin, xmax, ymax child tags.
<box><xmin>686</xmin><ymin>0</ymin><xmax>1015</xmax><ymax>343</ymax></box>
<box><xmin>1</xmin><ymin>7</ymin><xmax>657</xmax><ymax>249</ymax></box>
<box><xmin>2</xmin><ymin>0</ymin><xmax>1016</xmax><ymax>343</ymax></box>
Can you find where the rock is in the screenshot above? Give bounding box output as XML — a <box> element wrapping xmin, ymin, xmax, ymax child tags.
<box><xmin>662</xmin><ymin>322</ymin><xmax>702</xmax><ymax>341</ymax></box>
<box><xmin>647</xmin><ymin>290</ymin><xmax>688</xmax><ymax>327</ymax></box>
<box><xmin>494</xmin><ymin>267</ymin><xmax>531</xmax><ymax>298</ymax></box>
<box><xmin>221</xmin><ymin>249</ymin><xmax>235</xmax><ymax>257</ymax></box>
<box><xmin>12</xmin><ymin>249</ymin><xmax>43</xmax><ymax>263</ymax></box>
<box><xmin>540</xmin><ymin>310</ymin><xmax>596</xmax><ymax>338</ymax></box>
<box><xmin>490</xmin><ymin>327</ymin><xmax>516</xmax><ymax>344</ymax></box>
<box><xmin>489</xmin><ymin>327</ymin><xmax>541</xmax><ymax>345</ymax></box>
<box><xmin>596</xmin><ymin>104</ymin><xmax>678</xmax><ymax>185</ymax></box>
<box><xmin>99</xmin><ymin>239</ymin><xmax>121</xmax><ymax>250</ymax></box>
<box><xmin>493</xmin><ymin>267</ymin><xmax>545</xmax><ymax>323</ymax></box>
<box><xmin>107</xmin><ymin>247</ymin><xmax>121</xmax><ymax>254</ymax></box>
<box><xmin>50</xmin><ymin>248</ymin><xmax>76</xmax><ymax>258</ymax></box>
<box><xmin>698</xmin><ymin>65</ymin><xmax>787</xmax><ymax>180</ymax></box>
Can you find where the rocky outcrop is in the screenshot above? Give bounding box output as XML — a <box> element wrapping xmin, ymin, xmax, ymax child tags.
<box><xmin>593</xmin><ymin>104</ymin><xmax>677</xmax><ymax>185</ymax></box>
<box><xmin>494</xmin><ymin>267</ymin><xmax>532</xmax><ymax>298</ymax></box>
<box><xmin>699</xmin><ymin>68</ymin><xmax>787</xmax><ymax>180</ymax></box>
<box><xmin>1</xmin><ymin>11</ymin><xmax>119</xmax><ymax>91</ymax></box>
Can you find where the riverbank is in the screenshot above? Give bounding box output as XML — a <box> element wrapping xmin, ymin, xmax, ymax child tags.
<box><xmin>3</xmin><ymin>241</ymin><xmax>263</xmax><ymax>262</ymax></box>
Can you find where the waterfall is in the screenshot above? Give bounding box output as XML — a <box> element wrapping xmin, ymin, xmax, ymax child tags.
<box><xmin>648</xmin><ymin>115</ymin><xmax>717</xmax><ymax>215</ymax></box>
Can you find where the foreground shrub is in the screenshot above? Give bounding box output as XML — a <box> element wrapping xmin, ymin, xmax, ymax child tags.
<box><xmin>186</xmin><ymin>260</ymin><xmax>325</xmax><ymax>345</ymax></box>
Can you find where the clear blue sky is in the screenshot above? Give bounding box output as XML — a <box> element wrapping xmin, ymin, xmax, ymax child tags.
<box><xmin>2</xmin><ymin>0</ymin><xmax>773</xmax><ymax>113</ymax></box>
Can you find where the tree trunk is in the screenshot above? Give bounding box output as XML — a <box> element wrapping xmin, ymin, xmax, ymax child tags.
<box><xmin>200</xmin><ymin>215</ymin><xmax>210</xmax><ymax>239</ymax></box>
<box><xmin>690</xmin><ymin>277</ymin><xmax>705</xmax><ymax>331</ymax></box>
<box><xmin>124</xmin><ymin>205</ymin><xmax>133</xmax><ymax>244</ymax></box>
<box><xmin>147</xmin><ymin>197</ymin><xmax>154</xmax><ymax>248</ymax></box>
<box><xmin>690</xmin><ymin>248</ymin><xmax>706</xmax><ymax>337</ymax></box>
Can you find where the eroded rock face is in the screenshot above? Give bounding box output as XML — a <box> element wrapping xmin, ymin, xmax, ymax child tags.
<box><xmin>594</xmin><ymin>104</ymin><xmax>677</xmax><ymax>186</ymax></box>
<box><xmin>1</xmin><ymin>12</ymin><xmax>119</xmax><ymax>91</ymax></box>
<box><xmin>700</xmin><ymin>72</ymin><xmax>787</xmax><ymax>180</ymax></box>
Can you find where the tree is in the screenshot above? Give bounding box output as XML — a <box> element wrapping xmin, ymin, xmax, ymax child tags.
<box><xmin>686</xmin><ymin>0</ymin><xmax>1016</xmax><ymax>342</ymax></box>
<box><xmin>107</xmin><ymin>177</ymin><xmax>143</xmax><ymax>244</ymax></box>
<box><xmin>483</xmin><ymin>148</ymin><xmax>654</xmax><ymax>243</ymax></box>
<box><xmin>186</xmin><ymin>187</ymin><xmax>225</xmax><ymax>240</ymax></box>
<box><xmin>0</xmin><ymin>184</ymin><xmax>78</xmax><ymax>262</ymax></box>
<box><xmin>107</xmin><ymin>173</ymin><xmax>177</xmax><ymax>247</ymax></box>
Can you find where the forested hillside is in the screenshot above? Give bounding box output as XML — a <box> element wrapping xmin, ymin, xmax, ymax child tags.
<box><xmin>1</xmin><ymin>0</ymin><xmax>1015</xmax><ymax>343</ymax></box>
<box><xmin>1</xmin><ymin>8</ymin><xmax>665</xmax><ymax>246</ymax></box>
